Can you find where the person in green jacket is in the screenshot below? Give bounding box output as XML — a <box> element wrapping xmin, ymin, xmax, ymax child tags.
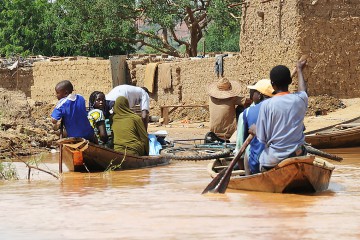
<box><xmin>112</xmin><ymin>96</ymin><xmax>149</xmax><ymax>156</ymax></box>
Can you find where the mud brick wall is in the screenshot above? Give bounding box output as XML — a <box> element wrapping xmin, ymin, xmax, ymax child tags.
<box><xmin>238</xmin><ymin>0</ymin><xmax>360</xmax><ymax>98</ymax></box>
<box><xmin>128</xmin><ymin>56</ymin><xmax>251</xmax><ymax>114</ymax></box>
<box><xmin>0</xmin><ymin>68</ymin><xmax>33</xmax><ymax>97</ymax></box>
<box><xmin>32</xmin><ymin>59</ymin><xmax>112</xmax><ymax>103</ymax></box>
<box><xmin>238</xmin><ymin>0</ymin><xmax>301</xmax><ymax>92</ymax></box>
<box><xmin>27</xmin><ymin>0</ymin><xmax>360</xmax><ymax>108</ymax></box>
<box><xmin>298</xmin><ymin>0</ymin><xmax>360</xmax><ymax>98</ymax></box>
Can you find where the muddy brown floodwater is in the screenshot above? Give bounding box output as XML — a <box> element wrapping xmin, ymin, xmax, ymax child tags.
<box><xmin>0</xmin><ymin>148</ymin><xmax>360</xmax><ymax>239</ymax></box>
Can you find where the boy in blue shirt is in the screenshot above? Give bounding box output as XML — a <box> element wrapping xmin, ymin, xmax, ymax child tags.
<box><xmin>242</xmin><ymin>79</ymin><xmax>274</xmax><ymax>174</ymax></box>
<box><xmin>51</xmin><ymin>80</ymin><xmax>95</xmax><ymax>142</ymax></box>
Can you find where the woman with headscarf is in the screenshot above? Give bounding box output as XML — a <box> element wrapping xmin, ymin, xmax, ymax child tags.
<box><xmin>112</xmin><ymin>96</ymin><xmax>149</xmax><ymax>156</ymax></box>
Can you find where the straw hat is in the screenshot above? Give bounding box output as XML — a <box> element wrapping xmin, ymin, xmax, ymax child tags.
<box><xmin>207</xmin><ymin>78</ymin><xmax>242</xmax><ymax>99</ymax></box>
<box><xmin>247</xmin><ymin>79</ymin><xmax>274</xmax><ymax>97</ymax></box>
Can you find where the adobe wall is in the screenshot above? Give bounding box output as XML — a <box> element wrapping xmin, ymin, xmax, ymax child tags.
<box><xmin>298</xmin><ymin>0</ymin><xmax>360</xmax><ymax>98</ymax></box>
<box><xmin>0</xmin><ymin>68</ymin><xmax>33</xmax><ymax>97</ymax></box>
<box><xmin>238</xmin><ymin>0</ymin><xmax>360</xmax><ymax>98</ymax></box>
<box><xmin>128</xmin><ymin>56</ymin><xmax>251</xmax><ymax>115</ymax></box>
<box><xmin>24</xmin><ymin>0</ymin><xmax>360</xmax><ymax>111</ymax></box>
<box><xmin>238</xmin><ymin>0</ymin><xmax>301</xmax><ymax>92</ymax></box>
<box><xmin>32</xmin><ymin>59</ymin><xmax>112</xmax><ymax>103</ymax></box>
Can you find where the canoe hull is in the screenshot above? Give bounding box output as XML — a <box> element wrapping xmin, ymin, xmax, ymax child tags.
<box><xmin>305</xmin><ymin>126</ymin><xmax>360</xmax><ymax>149</ymax></box>
<box><xmin>305</xmin><ymin>116</ymin><xmax>360</xmax><ymax>149</ymax></box>
<box><xmin>208</xmin><ymin>156</ymin><xmax>334</xmax><ymax>193</ymax></box>
<box><xmin>60</xmin><ymin>138</ymin><xmax>170</xmax><ymax>172</ymax></box>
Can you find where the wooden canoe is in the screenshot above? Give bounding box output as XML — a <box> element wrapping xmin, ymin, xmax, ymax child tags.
<box><xmin>207</xmin><ymin>155</ymin><xmax>334</xmax><ymax>193</ymax></box>
<box><xmin>58</xmin><ymin>138</ymin><xmax>170</xmax><ymax>172</ymax></box>
<box><xmin>305</xmin><ymin>116</ymin><xmax>360</xmax><ymax>149</ymax></box>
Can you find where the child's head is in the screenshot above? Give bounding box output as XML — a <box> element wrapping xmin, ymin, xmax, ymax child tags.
<box><xmin>247</xmin><ymin>79</ymin><xmax>274</xmax><ymax>104</ymax></box>
<box><xmin>55</xmin><ymin>80</ymin><xmax>74</xmax><ymax>100</ymax></box>
<box><xmin>270</xmin><ymin>65</ymin><xmax>292</xmax><ymax>89</ymax></box>
<box><xmin>89</xmin><ymin>91</ymin><xmax>106</xmax><ymax>110</ymax></box>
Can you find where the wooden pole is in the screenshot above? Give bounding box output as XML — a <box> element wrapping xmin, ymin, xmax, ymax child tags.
<box><xmin>203</xmin><ymin>39</ymin><xmax>206</xmax><ymax>57</ymax></box>
<box><xmin>16</xmin><ymin>56</ymin><xmax>19</xmax><ymax>91</ymax></box>
<box><xmin>59</xmin><ymin>120</ymin><xmax>63</xmax><ymax>173</ymax></box>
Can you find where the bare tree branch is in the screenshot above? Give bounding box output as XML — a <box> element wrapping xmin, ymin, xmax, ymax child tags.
<box><xmin>229</xmin><ymin>12</ymin><xmax>241</xmax><ymax>19</ymax></box>
<box><xmin>10</xmin><ymin>149</ymin><xmax>59</xmax><ymax>180</ymax></box>
<box><xmin>170</xmin><ymin>27</ymin><xmax>189</xmax><ymax>46</ymax></box>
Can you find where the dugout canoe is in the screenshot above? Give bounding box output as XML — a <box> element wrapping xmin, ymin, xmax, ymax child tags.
<box><xmin>207</xmin><ymin>155</ymin><xmax>334</xmax><ymax>193</ymax></box>
<box><xmin>305</xmin><ymin>116</ymin><xmax>360</xmax><ymax>149</ymax></box>
<box><xmin>58</xmin><ymin>138</ymin><xmax>170</xmax><ymax>172</ymax></box>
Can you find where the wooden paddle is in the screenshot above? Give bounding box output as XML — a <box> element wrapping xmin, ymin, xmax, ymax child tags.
<box><xmin>59</xmin><ymin>119</ymin><xmax>64</xmax><ymax>173</ymax></box>
<box><xmin>202</xmin><ymin>134</ymin><xmax>254</xmax><ymax>194</ymax></box>
<box><xmin>304</xmin><ymin>144</ymin><xmax>343</xmax><ymax>162</ymax></box>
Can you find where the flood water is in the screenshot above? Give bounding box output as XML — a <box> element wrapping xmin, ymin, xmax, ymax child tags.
<box><xmin>1</xmin><ymin>148</ymin><xmax>360</xmax><ymax>239</ymax></box>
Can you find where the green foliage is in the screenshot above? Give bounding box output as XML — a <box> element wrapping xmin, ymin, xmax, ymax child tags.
<box><xmin>27</xmin><ymin>152</ymin><xmax>45</xmax><ymax>167</ymax></box>
<box><xmin>137</xmin><ymin>0</ymin><xmax>242</xmax><ymax>56</ymax></box>
<box><xmin>204</xmin><ymin>22</ymin><xmax>240</xmax><ymax>52</ymax></box>
<box><xmin>0</xmin><ymin>160</ymin><xmax>19</xmax><ymax>180</ymax></box>
<box><xmin>48</xmin><ymin>0</ymin><xmax>136</xmax><ymax>57</ymax></box>
<box><xmin>0</xmin><ymin>0</ymin><xmax>55</xmax><ymax>56</ymax></box>
<box><xmin>138</xmin><ymin>46</ymin><xmax>162</xmax><ymax>55</ymax></box>
<box><xmin>0</xmin><ymin>0</ymin><xmax>242</xmax><ymax>57</ymax></box>
<box><xmin>204</xmin><ymin>0</ymin><xmax>241</xmax><ymax>52</ymax></box>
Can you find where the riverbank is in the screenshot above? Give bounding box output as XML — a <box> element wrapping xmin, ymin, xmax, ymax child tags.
<box><xmin>149</xmin><ymin>98</ymin><xmax>360</xmax><ymax>141</ymax></box>
<box><xmin>1</xmin><ymin>86</ymin><xmax>360</xmax><ymax>159</ymax></box>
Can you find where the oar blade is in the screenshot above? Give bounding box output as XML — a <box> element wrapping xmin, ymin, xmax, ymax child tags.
<box><xmin>201</xmin><ymin>168</ymin><xmax>227</xmax><ymax>194</ymax></box>
<box><xmin>214</xmin><ymin>171</ymin><xmax>232</xmax><ymax>193</ymax></box>
<box><xmin>202</xmin><ymin>134</ymin><xmax>254</xmax><ymax>194</ymax></box>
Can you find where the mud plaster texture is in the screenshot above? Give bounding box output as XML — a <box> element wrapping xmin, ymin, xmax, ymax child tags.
<box><xmin>32</xmin><ymin>58</ymin><xmax>112</xmax><ymax>103</ymax></box>
<box><xmin>128</xmin><ymin>56</ymin><xmax>243</xmax><ymax>120</ymax></box>
<box><xmin>0</xmin><ymin>88</ymin><xmax>57</xmax><ymax>159</ymax></box>
<box><xmin>0</xmin><ymin>1</ymin><xmax>357</xmax><ymax>120</ymax></box>
<box><xmin>0</xmin><ymin>68</ymin><xmax>33</xmax><ymax>97</ymax></box>
<box><xmin>238</xmin><ymin>0</ymin><xmax>360</xmax><ymax>98</ymax></box>
<box><xmin>298</xmin><ymin>0</ymin><xmax>360</xmax><ymax>98</ymax></box>
<box><xmin>24</xmin><ymin>0</ymin><xmax>360</xmax><ymax>118</ymax></box>
<box><xmin>127</xmin><ymin>0</ymin><xmax>360</xmax><ymax>118</ymax></box>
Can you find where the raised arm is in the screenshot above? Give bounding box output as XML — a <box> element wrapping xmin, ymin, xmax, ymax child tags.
<box><xmin>141</xmin><ymin>110</ymin><xmax>149</xmax><ymax>131</ymax></box>
<box><xmin>297</xmin><ymin>60</ymin><xmax>307</xmax><ymax>92</ymax></box>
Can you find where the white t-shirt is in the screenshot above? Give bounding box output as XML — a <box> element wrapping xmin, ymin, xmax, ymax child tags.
<box><xmin>106</xmin><ymin>85</ymin><xmax>150</xmax><ymax>111</ymax></box>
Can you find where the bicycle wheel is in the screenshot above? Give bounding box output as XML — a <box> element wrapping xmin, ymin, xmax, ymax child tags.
<box><xmin>160</xmin><ymin>147</ymin><xmax>231</xmax><ymax>161</ymax></box>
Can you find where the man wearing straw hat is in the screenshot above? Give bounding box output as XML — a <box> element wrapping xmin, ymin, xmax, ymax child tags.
<box><xmin>207</xmin><ymin>77</ymin><xmax>250</xmax><ymax>140</ymax></box>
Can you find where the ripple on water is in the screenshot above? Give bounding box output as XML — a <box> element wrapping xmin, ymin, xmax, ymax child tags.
<box><xmin>0</xmin><ymin>150</ymin><xmax>360</xmax><ymax>239</ymax></box>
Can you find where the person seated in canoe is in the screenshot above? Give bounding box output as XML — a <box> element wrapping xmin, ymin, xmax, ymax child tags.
<box><xmin>51</xmin><ymin>80</ymin><xmax>96</xmax><ymax>142</ymax></box>
<box><xmin>239</xmin><ymin>79</ymin><xmax>274</xmax><ymax>175</ymax></box>
<box><xmin>207</xmin><ymin>77</ymin><xmax>252</xmax><ymax>141</ymax></box>
<box><xmin>112</xmin><ymin>96</ymin><xmax>149</xmax><ymax>156</ymax></box>
<box><xmin>87</xmin><ymin>91</ymin><xmax>113</xmax><ymax>148</ymax></box>
<box><xmin>249</xmin><ymin>59</ymin><xmax>308</xmax><ymax>171</ymax></box>
<box><xmin>106</xmin><ymin>85</ymin><xmax>150</xmax><ymax>130</ymax></box>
